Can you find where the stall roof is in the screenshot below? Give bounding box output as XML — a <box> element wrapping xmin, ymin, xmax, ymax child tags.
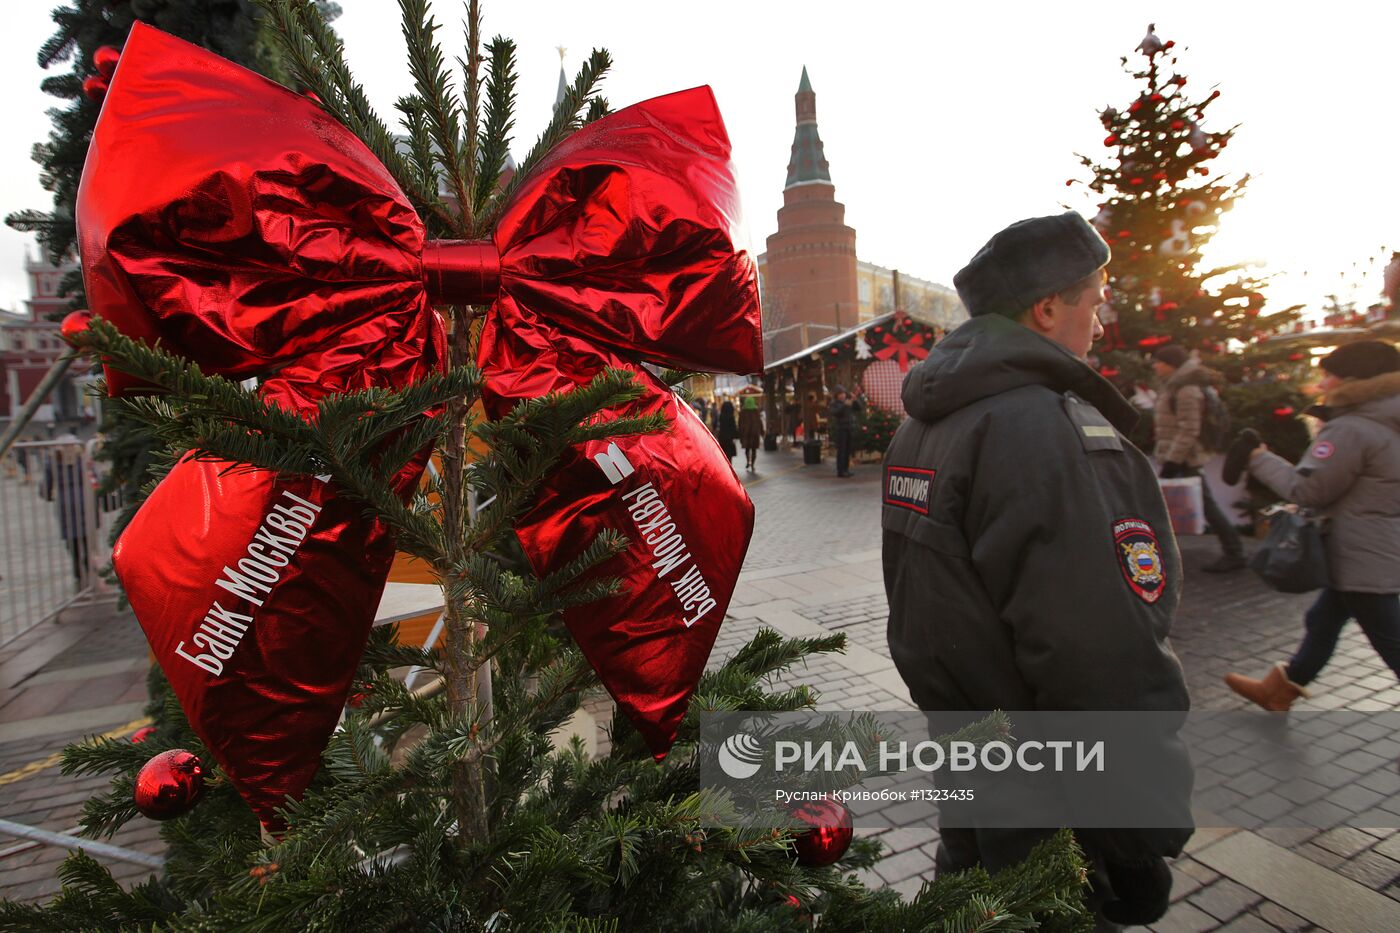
<box><xmin>764</xmin><ymin>311</ymin><xmax>897</xmax><ymax>372</ymax></box>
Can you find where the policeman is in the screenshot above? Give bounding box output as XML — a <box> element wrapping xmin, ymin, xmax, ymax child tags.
<box><xmin>882</xmin><ymin>212</ymin><xmax>1192</xmax><ymax>929</ymax></box>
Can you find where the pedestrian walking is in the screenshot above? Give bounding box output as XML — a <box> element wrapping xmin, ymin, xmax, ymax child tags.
<box><xmin>882</xmin><ymin>212</ymin><xmax>1191</xmax><ymax>930</ymax></box>
<box><xmin>716</xmin><ymin>397</ymin><xmax>738</xmax><ymax>463</ymax></box>
<box><xmin>827</xmin><ymin>386</ymin><xmax>863</xmax><ymax>477</ymax></box>
<box><xmin>738</xmin><ymin>395</ymin><xmax>764</xmax><ymax>471</ymax></box>
<box><xmin>1151</xmin><ymin>344</ymin><xmax>1246</xmax><ymax>572</ymax></box>
<box><xmin>1223</xmin><ymin>340</ymin><xmax>1400</xmax><ymax>710</ymax></box>
<box><xmin>43</xmin><ymin>436</ymin><xmax>90</xmax><ymax>586</ymax></box>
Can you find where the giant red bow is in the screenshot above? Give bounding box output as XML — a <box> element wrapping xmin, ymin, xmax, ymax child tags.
<box><xmin>78</xmin><ymin>23</ymin><xmax>761</xmax><ymax>824</ymax></box>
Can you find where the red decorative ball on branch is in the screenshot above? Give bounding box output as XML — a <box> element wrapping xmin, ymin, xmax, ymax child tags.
<box><xmin>129</xmin><ymin>725</ymin><xmax>157</xmax><ymax>744</ymax></box>
<box><xmin>59</xmin><ymin>310</ymin><xmax>93</xmax><ymax>344</ymax></box>
<box><xmin>82</xmin><ymin>76</ymin><xmax>109</xmax><ymax>102</ymax></box>
<box><xmin>133</xmin><ymin>749</ymin><xmax>205</xmax><ymax>820</ymax></box>
<box><xmin>93</xmin><ymin>45</ymin><xmax>121</xmax><ymax>79</ymax></box>
<box><xmin>1272</xmin><ymin>406</ymin><xmax>1295</xmax><ymax>419</ymax></box>
<box><xmin>1104</xmin><ymin>134</ymin><xmax>1119</xmax><ymax>146</ymax></box>
<box><xmin>789</xmin><ymin>798</ymin><xmax>853</xmax><ymax>866</ymax></box>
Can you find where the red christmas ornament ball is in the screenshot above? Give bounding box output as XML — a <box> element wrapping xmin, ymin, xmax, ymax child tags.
<box><xmin>1104</xmin><ymin>134</ymin><xmax>1119</xmax><ymax>146</ymax></box>
<box><xmin>1273</xmin><ymin>406</ymin><xmax>1295</xmax><ymax>419</ymax></box>
<box><xmin>789</xmin><ymin>798</ymin><xmax>853</xmax><ymax>867</ymax></box>
<box><xmin>93</xmin><ymin>45</ymin><xmax>121</xmax><ymax>79</ymax></box>
<box><xmin>82</xmin><ymin>75</ymin><xmax>108</xmax><ymax>102</ymax></box>
<box><xmin>1171</xmin><ymin>120</ymin><xmax>1185</xmax><ymax>130</ymax></box>
<box><xmin>59</xmin><ymin>310</ymin><xmax>93</xmax><ymax>344</ymax></box>
<box><xmin>134</xmin><ymin>750</ymin><xmax>205</xmax><ymax>820</ymax></box>
<box><xmin>129</xmin><ymin>725</ymin><xmax>157</xmax><ymax>744</ymax></box>
<box><xmin>1129</xmin><ymin>177</ymin><xmax>1144</xmax><ymax>186</ymax></box>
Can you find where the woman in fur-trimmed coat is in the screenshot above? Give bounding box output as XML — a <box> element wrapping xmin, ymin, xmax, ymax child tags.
<box><xmin>1224</xmin><ymin>340</ymin><xmax>1400</xmax><ymax>710</ymax></box>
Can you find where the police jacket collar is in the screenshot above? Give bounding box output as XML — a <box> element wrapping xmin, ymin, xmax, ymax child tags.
<box><xmin>901</xmin><ymin>314</ymin><xmax>1139</xmax><ymax>433</ymax></box>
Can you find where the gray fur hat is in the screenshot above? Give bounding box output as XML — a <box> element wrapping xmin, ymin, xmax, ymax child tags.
<box><xmin>953</xmin><ymin>212</ymin><xmax>1111</xmax><ymax>318</ymax></box>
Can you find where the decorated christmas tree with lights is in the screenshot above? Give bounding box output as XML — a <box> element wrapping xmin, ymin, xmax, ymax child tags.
<box><xmin>1</xmin><ymin>1</ymin><xmax>1091</xmax><ymax>930</ymax></box>
<box><xmin>1078</xmin><ymin>24</ymin><xmax>1302</xmax><ymax>377</ymax></box>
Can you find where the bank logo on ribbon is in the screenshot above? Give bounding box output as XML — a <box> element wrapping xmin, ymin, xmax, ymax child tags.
<box><xmin>718</xmin><ymin>732</ymin><xmax>765</xmax><ymax>779</ymax></box>
<box><xmin>593</xmin><ymin>442</ymin><xmax>636</xmax><ymax>485</ymax></box>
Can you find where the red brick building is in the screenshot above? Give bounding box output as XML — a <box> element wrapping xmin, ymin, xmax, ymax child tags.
<box><xmin>0</xmin><ymin>250</ymin><xmax>93</xmax><ymax>429</ymax></box>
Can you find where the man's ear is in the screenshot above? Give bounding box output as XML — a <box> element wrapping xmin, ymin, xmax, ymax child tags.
<box><xmin>1025</xmin><ymin>296</ymin><xmax>1057</xmax><ymax>334</ymax></box>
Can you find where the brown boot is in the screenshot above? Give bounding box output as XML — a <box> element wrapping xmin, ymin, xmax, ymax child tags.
<box><xmin>1224</xmin><ymin>662</ymin><xmax>1309</xmax><ymax>712</ymax></box>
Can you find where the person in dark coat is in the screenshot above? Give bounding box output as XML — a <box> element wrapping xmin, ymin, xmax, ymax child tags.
<box><xmin>716</xmin><ymin>398</ymin><xmax>738</xmax><ymax>462</ymax></box>
<box><xmin>43</xmin><ymin>437</ymin><xmax>90</xmax><ymax>586</ymax></box>
<box><xmin>1224</xmin><ymin>340</ymin><xmax>1400</xmax><ymax>710</ymax></box>
<box><xmin>882</xmin><ymin>212</ymin><xmax>1192</xmax><ymax>930</ymax></box>
<box><xmin>737</xmin><ymin>395</ymin><xmax>764</xmax><ymax>471</ymax></box>
<box><xmin>827</xmin><ymin>386</ymin><xmax>864</xmax><ymax>477</ymax></box>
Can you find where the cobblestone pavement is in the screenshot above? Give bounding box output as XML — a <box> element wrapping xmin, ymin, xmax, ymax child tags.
<box><xmin>4</xmin><ymin>445</ymin><xmax>1400</xmax><ymax>930</ymax></box>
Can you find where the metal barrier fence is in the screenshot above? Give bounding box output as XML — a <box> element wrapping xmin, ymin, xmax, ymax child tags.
<box><xmin>0</xmin><ymin>438</ymin><xmax>123</xmax><ymax>646</ymax></box>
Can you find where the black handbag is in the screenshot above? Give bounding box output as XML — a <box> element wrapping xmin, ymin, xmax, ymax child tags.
<box><xmin>1249</xmin><ymin>510</ymin><xmax>1330</xmax><ymax>593</ymax></box>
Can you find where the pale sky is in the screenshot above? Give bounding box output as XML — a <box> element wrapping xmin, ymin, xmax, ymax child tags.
<box><xmin>1</xmin><ymin>1</ymin><xmax>1394</xmax><ymax>322</ymax></box>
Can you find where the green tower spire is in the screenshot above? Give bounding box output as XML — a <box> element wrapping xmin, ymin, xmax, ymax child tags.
<box><xmin>785</xmin><ymin>66</ymin><xmax>832</xmax><ymax>188</ymax></box>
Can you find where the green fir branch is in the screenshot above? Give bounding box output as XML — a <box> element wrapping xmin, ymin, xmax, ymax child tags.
<box><xmin>257</xmin><ymin>0</ymin><xmax>453</xmax><ymax>229</ymax></box>
<box><xmin>474</xmin><ymin>36</ymin><xmax>517</xmax><ymax>214</ymax></box>
<box><xmin>398</xmin><ymin>0</ymin><xmax>473</xmax><ymax>233</ymax></box>
<box><xmin>481</xmin><ymin>48</ymin><xmax>611</xmax><ymax>229</ymax></box>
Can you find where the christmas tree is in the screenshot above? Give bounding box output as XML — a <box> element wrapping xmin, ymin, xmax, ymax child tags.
<box><xmin>1078</xmin><ymin>23</ymin><xmax>1302</xmax><ymax>379</ymax></box>
<box><xmin>1</xmin><ymin>2</ymin><xmax>1091</xmax><ymax>928</ymax></box>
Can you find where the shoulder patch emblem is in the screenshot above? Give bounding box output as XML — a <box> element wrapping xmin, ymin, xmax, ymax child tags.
<box><xmin>1113</xmin><ymin>518</ymin><xmax>1166</xmax><ymax>604</ymax></box>
<box><xmin>1311</xmin><ymin>441</ymin><xmax>1334</xmax><ymax>460</ymax></box>
<box><xmin>884</xmin><ymin>466</ymin><xmax>934</xmax><ymax>515</ymax></box>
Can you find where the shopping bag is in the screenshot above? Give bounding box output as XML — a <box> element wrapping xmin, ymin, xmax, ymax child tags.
<box><xmin>1158</xmin><ymin>476</ymin><xmax>1205</xmax><ymax>536</ymax></box>
<box><xmin>1250</xmin><ymin>510</ymin><xmax>1330</xmax><ymax>594</ymax></box>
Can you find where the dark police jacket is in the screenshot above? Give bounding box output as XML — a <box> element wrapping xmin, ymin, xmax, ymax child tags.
<box><xmin>882</xmin><ymin>314</ymin><xmax>1192</xmax><ymax>866</ymax></box>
